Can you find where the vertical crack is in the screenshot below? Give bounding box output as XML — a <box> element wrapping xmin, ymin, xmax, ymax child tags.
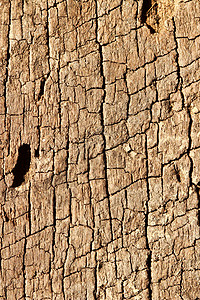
<box><xmin>135</xmin><ymin>0</ymin><xmax>140</xmax><ymax>55</ymax></box>
<box><xmin>38</xmin><ymin>72</ymin><xmax>50</xmax><ymax>102</ymax></box>
<box><xmin>28</xmin><ymin>182</ymin><xmax>31</xmax><ymax>235</ymax></box>
<box><xmin>46</xmin><ymin>0</ymin><xmax>50</xmax><ymax>72</ymax></box>
<box><xmin>36</xmin><ymin>71</ymin><xmax>50</xmax><ymax>157</ymax></box>
<box><xmin>4</xmin><ymin>0</ymin><xmax>11</xmax><ymax>156</ymax></box>
<box><xmin>172</xmin><ymin>17</ymin><xmax>185</xmax><ymax>108</ymax></box>
<box><xmin>121</xmin><ymin>280</ymin><xmax>125</xmax><ymax>299</ymax></box>
<box><xmin>35</xmin><ymin>125</ymin><xmax>40</xmax><ymax>158</ymax></box>
<box><xmin>66</xmin><ymin>126</ymin><xmax>70</xmax><ymax>188</ymax></box>
<box><xmin>50</xmin><ymin>148</ymin><xmax>56</xmax><ymax>297</ymax></box>
<box><xmin>145</xmin><ymin>134</ymin><xmax>152</xmax><ymax>299</ymax></box>
<box><xmin>124</xmin><ymin>70</ymin><xmax>131</xmax><ymax>120</ymax></box>
<box><xmin>187</xmin><ymin>108</ymin><xmax>193</xmax><ymax>188</ymax></box>
<box><xmin>173</xmin><ymin>18</ymin><xmax>196</xmax><ymax>222</ymax></box>
<box><xmin>94</xmin><ymin>251</ymin><xmax>98</xmax><ymax>300</ymax></box>
<box><xmin>4</xmin><ymin>285</ymin><xmax>7</xmax><ymax>300</ymax></box>
<box><xmin>95</xmin><ymin>0</ymin><xmax>113</xmax><ymax>241</ymax></box>
<box><xmin>63</xmin><ymin>127</ymin><xmax>71</xmax><ymax>299</ymax></box>
<box><xmin>52</xmin><ymin>186</ymin><xmax>56</xmax><ymax>261</ymax></box>
<box><xmin>61</xmin><ymin>264</ymin><xmax>66</xmax><ymax>300</ymax></box>
<box><xmin>58</xmin><ymin>54</ymin><xmax>62</xmax><ymax>130</ymax></box>
<box><xmin>173</xmin><ymin>18</ymin><xmax>195</xmax><ymax>210</ymax></box>
<box><xmin>22</xmin><ymin>237</ymin><xmax>27</xmax><ymax>299</ymax></box>
<box><xmin>0</xmin><ymin>242</ymin><xmax>2</xmax><ymax>292</ymax></box>
<box><xmin>87</xmin><ymin>150</ymin><xmax>93</xmax><ymax>212</ymax></box>
<box><xmin>196</xmin><ymin>182</ymin><xmax>200</xmax><ymax>226</ymax></box>
<box><xmin>122</xmin><ymin>190</ymin><xmax>127</xmax><ymax>248</ymax></box>
<box><xmin>52</xmin><ymin>149</ymin><xmax>56</xmax><ymax>262</ymax></box>
<box><xmin>4</xmin><ymin>0</ymin><xmax>11</xmax><ymax>113</ymax></box>
<box><xmin>65</xmin><ymin>0</ymin><xmax>69</xmax><ymax>18</ymax></box>
<box><xmin>180</xmin><ymin>263</ymin><xmax>184</xmax><ymax>299</ymax></box>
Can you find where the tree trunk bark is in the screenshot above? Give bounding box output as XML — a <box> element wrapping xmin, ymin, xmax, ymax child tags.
<box><xmin>0</xmin><ymin>0</ymin><xmax>200</xmax><ymax>299</ymax></box>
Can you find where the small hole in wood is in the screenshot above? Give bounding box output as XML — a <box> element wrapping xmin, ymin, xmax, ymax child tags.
<box><xmin>12</xmin><ymin>144</ymin><xmax>31</xmax><ymax>187</ymax></box>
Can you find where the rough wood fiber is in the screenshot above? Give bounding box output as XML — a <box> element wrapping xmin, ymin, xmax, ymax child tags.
<box><xmin>0</xmin><ymin>0</ymin><xmax>200</xmax><ymax>299</ymax></box>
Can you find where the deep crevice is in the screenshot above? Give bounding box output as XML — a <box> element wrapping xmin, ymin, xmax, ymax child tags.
<box><xmin>141</xmin><ymin>0</ymin><xmax>152</xmax><ymax>23</ymax></box>
<box><xmin>38</xmin><ymin>77</ymin><xmax>46</xmax><ymax>100</ymax></box>
<box><xmin>174</xmin><ymin>165</ymin><xmax>181</xmax><ymax>182</ymax></box>
<box><xmin>34</xmin><ymin>147</ymin><xmax>39</xmax><ymax>158</ymax></box>
<box><xmin>4</xmin><ymin>1</ymin><xmax>11</xmax><ymax>156</ymax></box>
<box><xmin>196</xmin><ymin>182</ymin><xmax>200</xmax><ymax>226</ymax></box>
<box><xmin>94</xmin><ymin>251</ymin><xmax>98</xmax><ymax>300</ymax></box>
<box><xmin>95</xmin><ymin>0</ymin><xmax>113</xmax><ymax>241</ymax></box>
<box><xmin>12</xmin><ymin>144</ymin><xmax>31</xmax><ymax>187</ymax></box>
<box><xmin>28</xmin><ymin>182</ymin><xmax>32</xmax><ymax>235</ymax></box>
<box><xmin>35</xmin><ymin>125</ymin><xmax>41</xmax><ymax>158</ymax></box>
<box><xmin>187</xmin><ymin>108</ymin><xmax>193</xmax><ymax>187</ymax></box>
<box><xmin>180</xmin><ymin>263</ymin><xmax>184</xmax><ymax>299</ymax></box>
<box><xmin>52</xmin><ymin>187</ymin><xmax>56</xmax><ymax>261</ymax></box>
<box><xmin>145</xmin><ymin>134</ymin><xmax>152</xmax><ymax>299</ymax></box>
<box><xmin>172</xmin><ymin>17</ymin><xmax>185</xmax><ymax>108</ymax></box>
<box><xmin>66</xmin><ymin>137</ymin><xmax>70</xmax><ymax>187</ymax></box>
<box><xmin>22</xmin><ymin>237</ymin><xmax>27</xmax><ymax>299</ymax></box>
<box><xmin>58</xmin><ymin>54</ymin><xmax>62</xmax><ymax>130</ymax></box>
<box><xmin>2</xmin><ymin>208</ymin><xmax>9</xmax><ymax>222</ymax></box>
<box><xmin>0</xmin><ymin>248</ymin><xmax>2</xmax><ymax>280</ymax></box>
<box><xmin>38</xmin><ymin>72</ymin><xmax>50</xmax><ymax>101</ymax></box>
<box><xmin>141</xmin><ymin>0</ymin><xmax>158</xmax><ymax>34</ymax></box>
<box><xmin>146</xmin><ymin>24</ymin><xmax>156</xmax><ymax>34</ymax></box>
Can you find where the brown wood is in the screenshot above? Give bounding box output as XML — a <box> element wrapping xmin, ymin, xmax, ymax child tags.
<box><xmin>0</xmin><ymin>0</ymin><xmax>200</xmax><ymax>299</ymax></box>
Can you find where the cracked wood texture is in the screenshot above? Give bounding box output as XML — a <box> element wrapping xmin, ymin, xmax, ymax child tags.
<box><xmin>0</xmin><ymin>0</ymin><xmax>200</xmax><ymax>299</ymax></box>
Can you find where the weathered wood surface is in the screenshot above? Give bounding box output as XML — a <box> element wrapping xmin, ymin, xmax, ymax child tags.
<box><xmin>0</xmin><ymin>0</ymin><xmax>200</xmax><ymax>299</ymax></box>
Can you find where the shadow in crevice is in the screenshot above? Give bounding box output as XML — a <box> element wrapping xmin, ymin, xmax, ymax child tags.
<box><xmin>34</xmin><ymin>147</ymin><xmax>39</xmax><ymax>158</ymax></box>
<box><xmin>12</xmin><ymin>144</ymin><xmax>31</xmax><ymax>187</ymax></box>
<box><xmin>141</xmin><ymin>0</ymin><xmax>159</xmax><ymax>33</ymax></box>
<box><xmin>141</xmin><ymin>0</ymin><xmax>152</xmax><ymax>23</ymax></box>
